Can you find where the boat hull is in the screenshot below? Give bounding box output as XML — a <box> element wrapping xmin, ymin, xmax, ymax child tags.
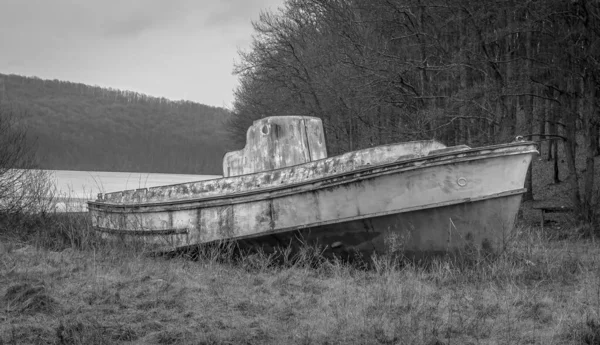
<box><xmin>232</xmin><ymin>190</ymin><xmax>523</xmax><ymax>260</ymax></box>
<box><xmin>88</xmin><ymin>142</ymin><xmax>536</xmax><ymax>256</ymax></box>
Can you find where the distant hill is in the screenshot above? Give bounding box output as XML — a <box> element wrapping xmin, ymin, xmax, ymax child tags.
<box><xmin>0</xmin><ymin>73</ymin><xmax>232</xmax><ymax>175</ymax></box>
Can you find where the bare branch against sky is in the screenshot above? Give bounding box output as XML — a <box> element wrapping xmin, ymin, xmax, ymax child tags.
<box><xmin>0</xmin><ymin>0</ymin><xmax>284</xmax><ymax>107</ymax></box>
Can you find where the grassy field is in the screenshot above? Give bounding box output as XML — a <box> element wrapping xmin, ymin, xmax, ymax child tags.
<box><xmin>1</xmin><ymin>211</ymin><xmax>600</xmax><ymax>345</ymax></box>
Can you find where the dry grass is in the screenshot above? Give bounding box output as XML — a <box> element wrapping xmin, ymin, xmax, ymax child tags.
<box><xmin>1</xmin><ymin>212</ymin><xmax>600</xmax><ymax>345</ymax></box>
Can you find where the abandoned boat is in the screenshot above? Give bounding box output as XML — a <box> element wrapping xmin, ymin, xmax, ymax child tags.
<box><xmin>88</xmin><ymin>116</ymin><xmax>538</xmax><ymax>258</ymax></box>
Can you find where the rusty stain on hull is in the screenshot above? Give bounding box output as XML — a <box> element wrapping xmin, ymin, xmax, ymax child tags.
<box><xmin>88</xmin><ymin>116</ymin><xmax>538</xmax><ymax>256</ymax></box>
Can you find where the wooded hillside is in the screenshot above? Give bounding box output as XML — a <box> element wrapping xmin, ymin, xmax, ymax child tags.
<box><xmin>0</xmin><ymin>74</ymin><xmax>231</xmax><ymax>175</ymax></box>
<box><xmin>229</xmin><ymin>0</ymin><xmax>600</xmax><ymax>223</ymax></box>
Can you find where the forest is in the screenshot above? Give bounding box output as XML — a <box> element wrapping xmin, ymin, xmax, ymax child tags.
<box><xmin>0</xmin><ymin>73</ymin><xmax>231</xmax><ymax>175</ymax></box>
<box><xmin>229</xmin><ymin>0</ymin><xmax>600</xmax><ymax>224</ymax></box>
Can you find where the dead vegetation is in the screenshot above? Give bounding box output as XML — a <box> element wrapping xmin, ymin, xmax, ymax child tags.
<box><xmin>0</xmin><ymin>208</ymin><xmax>599</xmax><ymax>345</ymax></box>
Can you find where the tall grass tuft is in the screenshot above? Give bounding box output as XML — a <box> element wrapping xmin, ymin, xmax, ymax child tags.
<box><xmin>0</xmin><ymin>211</ymin><xmax>101</xmax><ymax>252</ymax></box>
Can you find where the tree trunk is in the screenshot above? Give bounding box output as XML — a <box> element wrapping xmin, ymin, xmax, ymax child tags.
<box><xmin>538</xmin><ymin>91</ymin><xmax>546</xmax><ymax>156</ymax></box>
<box><xmin>523</xmin><ymin>29</ymin><xmax>534</xmax><ymax>201</ymax></box>
<box><xmin>562</xmin><ymin>78</ymin><xmax>581</xmax><ymax>213</ymax></box>
<box><xmin>596</xmin><ymin>124</ymin><xmax>600</xmax><ymax>156</ymax></box>
<box><xmin>503</xmin><ymin>5</ymin><xmax>516</xmax><ymax>142</ymax></box>
<box><xmin>547</xmin><ymin>107</ymin><xmax>555</xmax><ymax>161</ymax></box>
<box><xmin>553</xmin><ymin>141</ymin><xmax>559</xmax><ymax>184</ymax></box>
<box><xmin>581</xmin><ymin>76</ymin><xmax>596</xmax><ymax>224</ymax></box>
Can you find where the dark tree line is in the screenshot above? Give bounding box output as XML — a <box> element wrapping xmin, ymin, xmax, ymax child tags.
<box><xmin>229</xmin><ymin>0</ymin><xmax>600</xmax><ymax>224</ymax></box>
<box><xmin>0</xmin><ymin>74</ymin><xmax>232</xmax><ymax>175</ymax></box>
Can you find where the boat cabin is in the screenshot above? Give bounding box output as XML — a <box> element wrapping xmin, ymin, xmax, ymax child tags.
<box><xmin>223</xmin><ymin>116</ymin><xmax>328</xmax><ymax>177</ymax></box>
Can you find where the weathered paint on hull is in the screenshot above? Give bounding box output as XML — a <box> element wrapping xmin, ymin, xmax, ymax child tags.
<box><xmin>88</xmin><ymin>143</ymin><xmax>537</xmax><ymax>256</ymax></box>
<box><xmin>232</xmin><ymin>191</ymin><xmax>523</xmax><ymax>260</ymax></box>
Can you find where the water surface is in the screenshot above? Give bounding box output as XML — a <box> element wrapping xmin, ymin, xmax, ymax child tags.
<box><xmin>46</xmin><ymin>170</ymin><xmax>219</xmax><ymax>212</ymax></box>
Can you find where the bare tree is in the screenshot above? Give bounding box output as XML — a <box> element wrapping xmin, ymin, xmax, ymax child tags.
<box><xmin>0</xmin><ymin>105</ymin><xmax>54</xmax><ymax>214</ymax></box>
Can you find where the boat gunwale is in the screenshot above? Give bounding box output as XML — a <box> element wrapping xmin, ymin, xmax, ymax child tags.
<box><xmin>88</xmin><ymin>142</ymin><xmax>538</xmax><ymax>212</ymax></box>
<box><xmin>91</xmin><ymin>188</ymin><xmax>526</xmax><ymax>243</ymax></box>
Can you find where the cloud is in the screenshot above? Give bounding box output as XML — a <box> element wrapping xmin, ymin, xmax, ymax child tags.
<box><xmin>0</xmin><ymin>0</ymin><xmax>192</xmax><ymax>38</ymax></box>
<box><xmin>100</xmin><ymin>0</ymin><xmax>192</xmax><ymax>37</ymax></box>
<box><xmin>0</xmin><ymin>0</ymin><xmax>286</xmax><ymax>107</ymax></box>
<box><xmin>202</xmin><ymin>0</ymin><xmax>282</xmax><ymax>28</ymax></box>
<box><xmin>0</xmin><ymin>0</ymin><xmax>283</xmax><ymax>39</ymax></box>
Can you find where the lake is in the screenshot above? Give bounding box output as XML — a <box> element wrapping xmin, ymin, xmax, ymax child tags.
<box><xmin>46</xmin><ymin>170</ymin><xmax>220</xmax><ymax>212</ymax></box>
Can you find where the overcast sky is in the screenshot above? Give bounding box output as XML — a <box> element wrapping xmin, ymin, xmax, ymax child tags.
<box><xmin>0</xmin><ymin>0</ymin><xmax>284</xmax><ymax>108</ymax></box>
